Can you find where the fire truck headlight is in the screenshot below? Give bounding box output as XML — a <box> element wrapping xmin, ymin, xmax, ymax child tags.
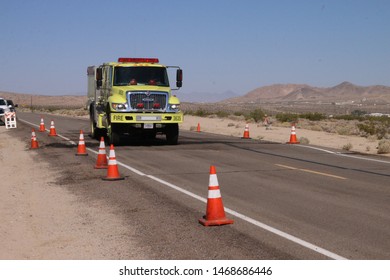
<box><xmin>169</xmin><ymin>104</ymin><xmax>180</xmax><ymax>112</ymax></box>
<box><xmin>112</xmin><ymin>103</ymin><xmax>128</xmax><ymax>110</ymax></box>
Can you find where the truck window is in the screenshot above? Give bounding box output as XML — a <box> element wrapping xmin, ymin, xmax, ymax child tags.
<box><xmin>103</xmin><ymin>66</ymin><xmax>113</xmax><ymax>88</ymax></box>
<box><xmin>113</xmin><ymin>67</ymin><xmax>169</xmax><ymax>87</ymax></box>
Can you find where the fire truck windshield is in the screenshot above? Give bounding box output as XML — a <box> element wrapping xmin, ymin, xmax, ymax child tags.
<box><xmin>113</xmin><ymin>66</ymin><xmax>169</xmax><ymax>87</ymax></box>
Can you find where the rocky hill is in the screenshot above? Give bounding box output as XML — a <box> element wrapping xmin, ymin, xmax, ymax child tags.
<box><xmin>0</xmin><ymin>91</ymin><xmax>87</xmax><ymax>108</ymax></box>
<box><xmin>221</xmin><ymin>82</ymin><xmax>390</xmax><ymax>104</ymax></box>
<box><xmin>3</xmin><ymin>81</ymin><xmax>390</xmax><ymax>115</ymax></box>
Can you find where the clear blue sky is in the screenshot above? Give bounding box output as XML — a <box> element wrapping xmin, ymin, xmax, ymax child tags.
<box><xmin>1</xmin><ymin>0</ymin><xmax>389</xmax><ymax>98</ymax></box>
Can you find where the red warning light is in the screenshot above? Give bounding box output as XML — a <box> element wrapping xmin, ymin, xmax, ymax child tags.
<box><xmin>118</xmin><ymin>58</ymin><xmax>159</xmax><ymax>63</ymax></box>
<box><xmin>136</xmin><ymin>103</ymin><xmax>144</xmax><ymax>109</ymax></box>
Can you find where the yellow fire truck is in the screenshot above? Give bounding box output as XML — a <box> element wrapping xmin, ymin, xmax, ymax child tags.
<box><xmin>87</xmin><ymin>58</ymin><xmax>183</xmax><ymax>145</ymax></box>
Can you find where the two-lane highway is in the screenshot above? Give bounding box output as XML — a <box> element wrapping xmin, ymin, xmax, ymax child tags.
<box><xmin>17</xmin><ymin>111</ymin><xmax>390</xmax><ymax>259</ymax></box>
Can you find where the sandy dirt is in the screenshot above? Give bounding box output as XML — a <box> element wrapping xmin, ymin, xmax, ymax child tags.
<box><xmin>1</xmin><ymin>114</ymin><xmax>388</xmax><ymax>259</ymax></box>
<box><xmin>0</xmin><ymin>126</ymin><xmax>147</xmax><ymax>259</ymax></box>
<box><xmin>180</xmin><ymin>115</ymin><xmax>388</xmax><ymax>157</ymax></box>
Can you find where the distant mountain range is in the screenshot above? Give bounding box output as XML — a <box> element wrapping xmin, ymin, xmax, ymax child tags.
<box><xmin>2</xmin><ymin>82</ymin><xmax>390</xmax><ymax>107</ymax></box>
<box><xmin>221</xmin><ymin>82</ymin><xmax>390</xmax><ymax>104</ymax></box>
<box><xmin>0</xmin><ymin>91</ymin><xmax>87</xmax><ymax>107</ymax></box>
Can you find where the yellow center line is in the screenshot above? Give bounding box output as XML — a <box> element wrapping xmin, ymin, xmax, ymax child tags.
<box><xmin>275</xmin><ymin>164</ymin><xmax>298</xmax><ymax>170</ymax></box>
<box><xmin>275</xmin><ymin>164</ymin><xmax>347</xmax><ymax>180</ymax></box>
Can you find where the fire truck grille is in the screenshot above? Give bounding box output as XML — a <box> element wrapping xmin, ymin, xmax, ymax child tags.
<box><xmin>128</xmin><ymin>91</ymin><xmax>167</xmax><ymax>110</ymax></box>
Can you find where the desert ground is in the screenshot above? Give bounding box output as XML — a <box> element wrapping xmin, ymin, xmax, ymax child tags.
<box><xmin>180</xmin><ymin>115</ymin><xmax>389</xmax><ymax>157</ymax></box>
<box><xmin>1</xmin><ymin>90</ymin><xmax>389</xmax><ymax>157</ymax></box>
<box><xmin>1</xmin><ymin>109</ymin><xmax>389</xmax><ymax>259</ymax></box>
<box><xmin>0</xmin><ymin>125</ymin><xmax>147</xmax><ymax>259</ymax></box>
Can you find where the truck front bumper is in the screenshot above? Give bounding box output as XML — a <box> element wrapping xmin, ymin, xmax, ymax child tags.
<box><xmin>109</xmin><ymin>112</ymin><xmax>183</xmax><ymax>124</ymax></box>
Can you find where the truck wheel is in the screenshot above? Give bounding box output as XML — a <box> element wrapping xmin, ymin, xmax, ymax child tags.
<box><xmin>108</xmin><ymin>125</ymin><xmax>121</xmax><ymax>146</ymax></box>
<box><xmin>166</xmin><ymin>124</ymin><xmax>179</xmax><ymax>145</ymax></box>
<box><xmin>90</xmin><ymin>119</ymin><xmax>100</xmax><ymax>140</ymax></box>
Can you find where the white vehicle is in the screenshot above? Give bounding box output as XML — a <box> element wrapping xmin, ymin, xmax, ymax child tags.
<box><xmin>0</xmin><ymin>98</ymin><xmax>11</xmax><ymax>120</ymax></box>
<box><xmin>6</xmin><ymin>99</ymin><xmax>17</xmax><ymax>112</ymax></box>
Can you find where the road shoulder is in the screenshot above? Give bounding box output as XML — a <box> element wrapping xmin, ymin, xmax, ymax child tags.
<box><xmin>0</xmin><ymin>126</ymin><xmax>146</xmax><ymax>259</ymax></box>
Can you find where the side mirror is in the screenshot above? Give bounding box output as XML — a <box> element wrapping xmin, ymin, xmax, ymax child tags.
<box><xmin>176</xmin><ymin>69</ymin><xmax>183</xmax><ymax>88</ymax></box>
<box><xmin>96</xmin><ymin>68</ymin><xmax>103</xmax><ymax>88</ymax></box>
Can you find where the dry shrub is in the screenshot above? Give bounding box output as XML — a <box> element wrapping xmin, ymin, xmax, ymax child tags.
<box><xmin>377</xmin><ymin>140</ymin><xmax>390</xmax><ymax>154</ymax></box>
<box><xmin>308</xmin><ymin>124</ymin><xmax>323</xmax><ymax>131</ymax></box>
<box><xmin>336</xmin><ymin>125</ymin><xmax>352</xmax><ymax>136</ymax></box>
<box><xmin>299</xmin><ymin>137</ymin><xmax>310</xmax><ymax>144</ymax></box>
<box><xmin>321</xmin><ymin>125</ymin><xmax>334</xmax><ymax>133</ymax></box>
<box><xmin>342</xmin><ymin>143</ymin><xmax>353</xmax><ymax>151</ymax></box>
<box><xmin>229</xmin><ymin>115</ymin><xmax>246</xmax><ymax>122</ymax></box>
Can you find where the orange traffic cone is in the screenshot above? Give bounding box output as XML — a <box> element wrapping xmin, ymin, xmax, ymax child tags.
<box><xmin>286</xmin><ymin>123</ymin><xmax>300</xmax><ymax>144</ymax></box>
<box><xmin>199</xmin><ymin>166</ymin><xmax>234</xmax><ymax>226</ymax></box>
<box><xmin>75</xmin><ymin>130</ymin><xmax>88</xmax><ymax>156</ymax></box>
<box><xmin>30</xmin><ymin>129</ymin><xmax>39</xmax><ymax>149</ymax></box>
<box><xmin>242</xmin><ymin>123</ymin><xmax>251</xmax><ymax>139</ymax></box>
<box><xmin>38</xmin><ymin>117</ymin><xmax>45</xmax><ymax>132</ymax></box>
<box><xmin>94</xmin><ymin>137</ymin><xmax>108</xmax><ymax>169</ymax></box>
<box><xmin>197</xmin><ymin>123</ymin><xmax>201</xmax><ymax>132</ymax></box>
<box><xmin>48</xmin><ymin>120</ymin><xmax>58</xmax><ymax>136</ymax></box>
<box><xmin>102</xmin><ymin>144</ymin><xmax>124</xmax><ymax>181</ymax></box>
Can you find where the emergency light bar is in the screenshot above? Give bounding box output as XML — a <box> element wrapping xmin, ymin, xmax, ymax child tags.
<box><xmin>118</xmin><ymin>58</ymin><xmax>159</xmax><ymax>63</ymax></box>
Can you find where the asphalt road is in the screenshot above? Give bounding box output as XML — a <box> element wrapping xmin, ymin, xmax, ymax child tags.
<box><xmin>14</xmin><ymin>111</ymin><xmax>390</xmax><ymax>259</ymax></box>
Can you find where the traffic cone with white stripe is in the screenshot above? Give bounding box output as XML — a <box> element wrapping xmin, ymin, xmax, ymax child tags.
<box><xmin>48</xmin><ymin>120</ymin><xmax>58</xmax><ymax>136</ymax></box>
<box><xmin>241</xmin><ymin>123</ymin><xmax>251</xmax><ymax>139</ymax></box>
<box><xmin>102</xmin><ymin>144</ymin><xmax>124</xmax><ymax>181</ymax></box>
<box><xmin>38</xmin><ymin>117</ymin><xmax>45</xmax><ymax>132</ymax></box>
<box><xmin>30</xmin><ymin>129</ymin><xmax>39</xmax><ymax>149</ymax></box>
<box><xmin>199</xmin><ymin>166</ymin><xmax>234</xmax><ymax>226</ymax></box>
<box><xmin>286</xmin><ymin>123</ymin><xmax>300</xmax><ymax>144</ymax></box>
<box><xmin>94</xmin><ymin>137</ymin><xmax>108</xmax><ymax>169</ymax></box>
<box><xmin>75</xmin><ymin>130</ymin><xmax>88</xmax><ymax>156</ymax></box>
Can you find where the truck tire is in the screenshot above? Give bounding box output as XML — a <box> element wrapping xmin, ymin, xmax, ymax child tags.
<box><xmin>166</xmin><ymin>124</ymin><xmax>179</xmax><ymax>145</ymax></box>
<box><xmin>90</xmin><ymin>118</ymin><xmax>100</xmax><ymax>140</ymax></box>
<box><xmin>108</xmin><ymin>124</ymin><xmax>121</xmax><ymax>146</ymax></box>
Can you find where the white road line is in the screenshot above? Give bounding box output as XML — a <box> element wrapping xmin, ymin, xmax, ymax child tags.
<box><xmin>19</xmin><ymin>119</ymin><xmax>43</xmax><ymax>129</ymax></box>
<box><xmin>149</xmin><ymin>177</ymin><xmax>346</xmax><ymax>260</ymax></box>
<box><xmin>275</xmin><ymin>164</ymin><xmax>347</xmax><ymax>180</ymax></box>
<box><xmin>19</xmin><ymin>117</ymin><xmax>347</xmax><ymax>259</ymax></box>
<box><xmin>224</xmin><ymin>208</ymin><xmax>347</xmax><ymax>260</ymax></box>
<box><xmin>148</xmin><ymin>175</ymin><xmax>207</xmax><ymax>203</ymax></box>
<box><xmin>299</xmin><ymin>144</ymin><xmax>390</xmax><ymax>164</ymax></box>
<box><xmin>19</xmin><ymin>119</ymin><xmax>77</xmax><ymax>145</ymax></box>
